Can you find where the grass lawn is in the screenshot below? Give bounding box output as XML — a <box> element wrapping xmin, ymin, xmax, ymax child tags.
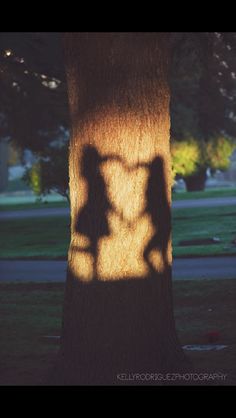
<box><xmin>173</xmin><ymin>187</ymin><xmax>236</xmax><ymax>201</ymax></box>
<box><xmin>0</xmin><ymin>201</ymin><xmax>69</xmax><ymax>212</ymax></box>
<box><xmin>0</xmin><ymin>216</ymin><xmax>70</xmax><ymax>259</ymax></box>
<box><xmin>0</xmin><ymin>282</ymin><xmax>64</xmax><ymax>385</ymax></box>
<box><xmin>173</xmin><ymin>205</ymin><xmax>236</xmax><ymax>257</ymax></box>
<box><xmin>0</xmin><ymin>279</ymin><xmax>235</xmax><ymax>385</ymax></box>
<box><xmin>0</xmin><ymin>205</ymin><xmax>236</xmax><ymax>259</ymax></box>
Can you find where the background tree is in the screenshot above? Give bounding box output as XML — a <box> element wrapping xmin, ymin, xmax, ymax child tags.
<box><xmin>23</xmin><ymin>130</ymin><xmax>70</xmax><ymax>200</ymax></box>
<box><xmin>1</xmin><ymin>32</ymin><xmax>236</xmax><ymax>195</ymax></box>
<box><xmin>170</xmin><ymin>32</ymin><xmax>236</xmax><ymax>190</ymax></box>
<box><xmin>0</xmin><ymin>32</ymin><xmax>69</xmax><ymax>197</ymax></box>
<box><xmin>171</xmin><ymin>136</ymin><xmax>235</xmax><ymax>191</ymax></box>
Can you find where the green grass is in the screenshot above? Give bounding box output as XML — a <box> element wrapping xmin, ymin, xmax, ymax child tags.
<box><xmin>173</xmin><ymin>279</ymin><xmax>236</xmax><ymax>385</ymax></box>
<box><xmin>1</xmin><ymin>205</ymin><xmax>236</xmax><ymax>259</ymax></box>
<box><xmin>0</xmin><ymin>216</ymin><xmax>70</xmax><ymax>259</ymax></box>
<box><xmin>172</xmin><ymin>187</ymin><xmax>236</xmax><ymax>201</ymax></box>
<box><xmin>172</xmin><ymin>205</ymin><xmax>236</xmax><ymax>257</ymax></box>
<box><xmin>0</xmin><ymin>201</ymin><xmax>69</xmax><ymax>212</ymax></box>
<box><xmin>0</xmin><ymin>283</ymin><xmax>64</xmax><ymax>385</ymax></box>
<box><xmin>0</xmin><ymin>279</ymin><xmax>235</xmax><ymax>385</ymax></box>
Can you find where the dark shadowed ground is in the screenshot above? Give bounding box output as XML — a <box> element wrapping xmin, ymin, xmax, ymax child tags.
<box><xmin>0</xmin><ymin>279</ymin><xmax>235</xmax><ymax>385</ymax></box>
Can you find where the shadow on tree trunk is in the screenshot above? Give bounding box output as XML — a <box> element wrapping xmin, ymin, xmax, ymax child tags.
<box><xmin>49</xmin><ymin>270</ymin><xmax>190</xmax><ymax>385</ymax></box>
<box><xmin>47</xmin><ymin>147</ymin><xmax>190</xmax><ymax>385</ymax></box>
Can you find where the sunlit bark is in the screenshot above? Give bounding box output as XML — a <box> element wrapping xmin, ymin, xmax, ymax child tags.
<box><xmin>54</xmin><ymin>33</ymin><xmax>188</xmax><ymax>385</ymax></box>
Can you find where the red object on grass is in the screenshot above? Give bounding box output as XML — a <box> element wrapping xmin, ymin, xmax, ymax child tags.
<box><xmin>204</xmin><ymin>331</ymin><xmax>220</xmax><ymax>343</ymax></box>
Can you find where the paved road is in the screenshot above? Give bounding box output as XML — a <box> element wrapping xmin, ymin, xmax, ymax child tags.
<box><xmin>173</xmin><ymin>196</ymin><xmax>236</xmax><ymax>209</ymax></box>
<box><xmin>0</xmin><ymin>207</ymin><xmax>70</xmax><ymax>220</ymax></box>
<box><xmin>0</xmin><ymin>257</ymin><xmax>235</xmax><ymax>282</ymax></box>
<box><xmin>0</xmin><ymin>260</ymin><xmax>67</xmax><ymax>282</ymax></box>
<box><xmin>173</xmin><ymin>257</ymin><xmax>236</xmax><ymax>279</ymax></box>
<box><xmin>1</xmin><ymin>196</ymin><xmax>236</xmax><ymax>220</ymax></box>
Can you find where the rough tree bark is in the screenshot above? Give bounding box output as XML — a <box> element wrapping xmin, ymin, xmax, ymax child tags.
<box><xmin>54</xmin><ymin>33</ymin><xmax>189</xmax><ymax>385</ymax></box>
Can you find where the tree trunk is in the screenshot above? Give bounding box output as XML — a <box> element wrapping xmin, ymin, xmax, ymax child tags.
<box><xmin>55</xmin><ymin>33</ymin><xmax>188</xmax><ymax>385</ymax></box>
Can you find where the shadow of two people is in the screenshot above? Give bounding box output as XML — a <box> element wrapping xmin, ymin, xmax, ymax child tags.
<box><xmin>74</xmin><ymin>145</ymin><xmax>171</xmax><ymax>280</ymax></box>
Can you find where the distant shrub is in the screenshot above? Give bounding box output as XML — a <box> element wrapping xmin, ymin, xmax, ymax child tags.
<box><xmin>205</xmin><ymin>136</ymin><xmax>236</xmax><ymax>172</ymax></box>
<box><xmin>28</xmin><ymin>161</ymin><xmax>42</xmax><ymax>196</ymax></box>
<box><xmin>171</xmin><ymin>136</ymin><xmax>235</xmax><ymax>179</ymax></box>
<box><xmin>171</xmin><ymin>138</ymin><xmax>203</xmax><ymax>179</ymax></box>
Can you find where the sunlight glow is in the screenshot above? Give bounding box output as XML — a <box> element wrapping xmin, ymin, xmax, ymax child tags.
<box><xmin>68</xmin><ymin>107</ymin><xmax>171</xmax><ymax>282</ymax></box>
<box><xmin>98</xmin><ymin>212</ymin><xmax>154</xmax><ymax>280</ymax></box>
<box><xmin>101</xmin><ymin>160</ymin><xmax>148</xmax><ymax>223</ymax></box>
<box><xmin>69</xmin><ymin>151</ymin><xmax>171</xmax><ymax>281</ymax></box>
